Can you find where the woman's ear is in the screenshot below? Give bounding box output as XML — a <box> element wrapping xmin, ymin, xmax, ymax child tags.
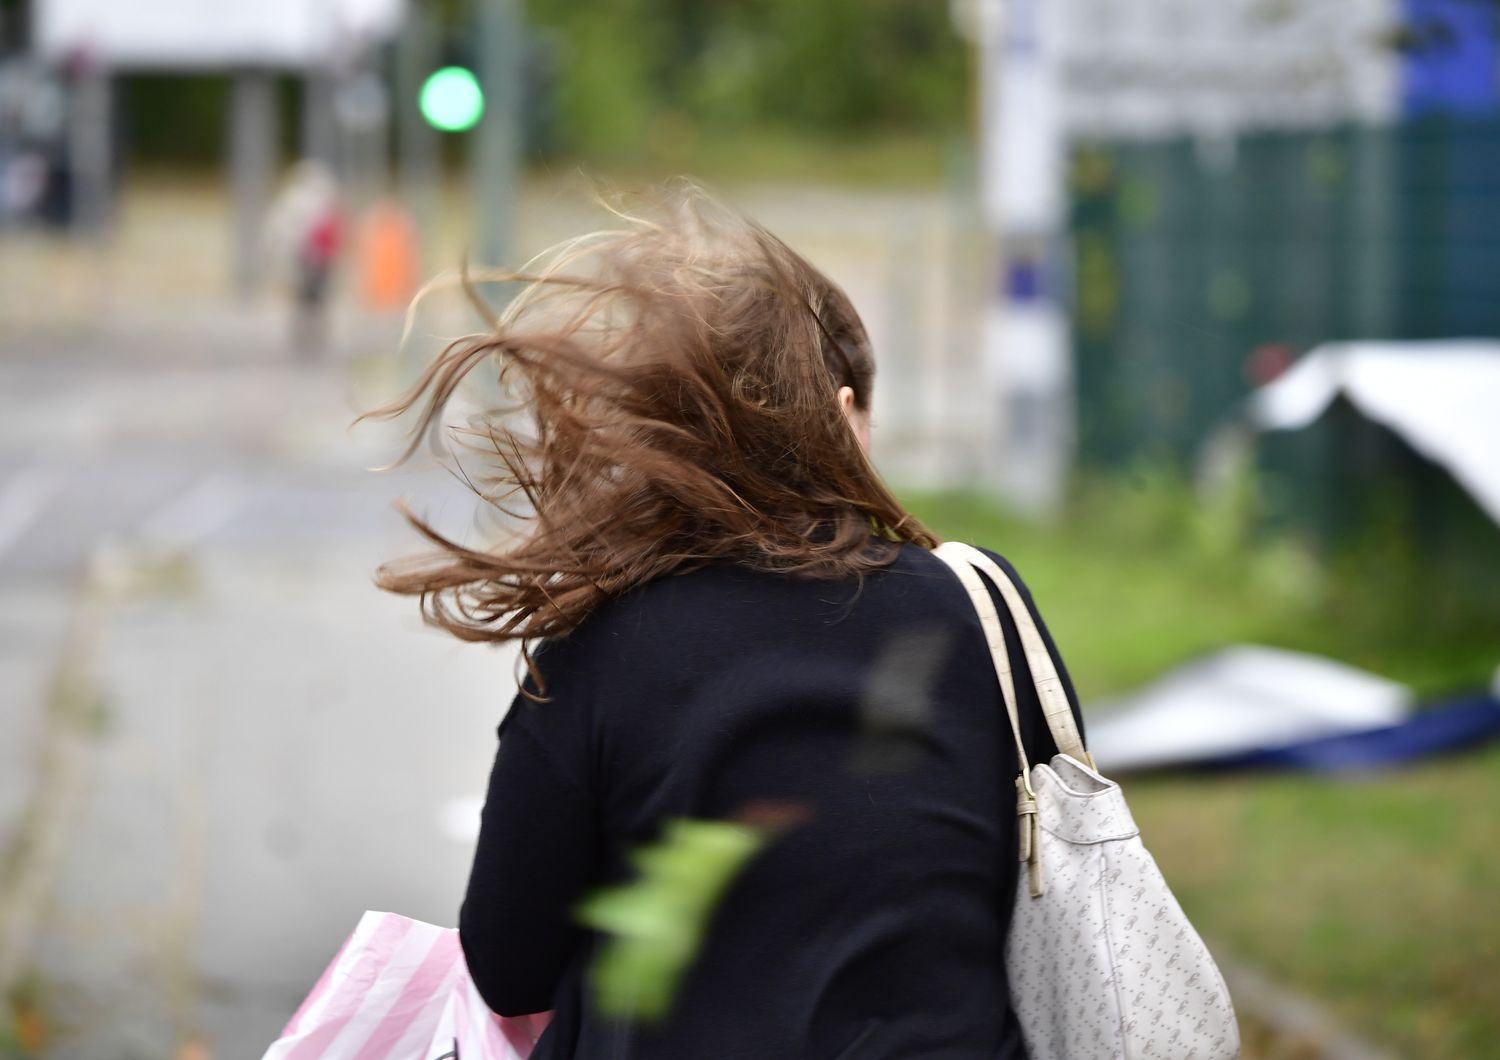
<box><xmin>837</xmin><ymin>385</ymin><xmax>871</xmax><ymax>452</ymax></box>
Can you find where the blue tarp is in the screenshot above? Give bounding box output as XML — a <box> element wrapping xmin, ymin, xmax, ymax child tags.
<box><xmin>1200</xmin><ymin>693</ymin><xmax>1500</xmax><ymax>774</ymax></box>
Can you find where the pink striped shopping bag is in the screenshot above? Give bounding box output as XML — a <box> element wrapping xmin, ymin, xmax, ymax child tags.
<box><xmin>263</xmin><ymin>912</ymin><xmax>551</xmax><ymax>1060</ymax></box>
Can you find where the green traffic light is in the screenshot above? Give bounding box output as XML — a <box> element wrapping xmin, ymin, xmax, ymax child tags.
<box><xmin>419</xmin><ymin>66</ymin><xmax>484</xmax><ymax>132</ymax></box>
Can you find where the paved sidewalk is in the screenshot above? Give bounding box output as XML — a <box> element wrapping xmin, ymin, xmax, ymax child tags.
<box><xmin>0</xmin><ymin>311</ymin><xmax>512</xmax><ymax>1056</ymax></box>
<box><xmin>28</xmin><ymin>542</ymin><xmax>514</xmax><ymax>1057</ymax></box>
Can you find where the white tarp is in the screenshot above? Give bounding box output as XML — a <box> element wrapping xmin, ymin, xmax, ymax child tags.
<box><xmin>1247</xmin><ymin>340</ymin><xmax>1500</xmax><ymax>527</ymax></box>
<box><xmin>1085</xmin><ymin>645</ymin><xmax>1412</xmax><ymax>772</ymax></box>
<box><xmin>36</xmin><ymin>0</ymin><xmax>404</xmax><ymax>69</ymax></box>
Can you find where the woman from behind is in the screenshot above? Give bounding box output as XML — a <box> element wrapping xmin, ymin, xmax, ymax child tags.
<box><xmin>369</xmin><ymin>186</ymin><xmax>1082</xmax><ymax>1058</ymax></box>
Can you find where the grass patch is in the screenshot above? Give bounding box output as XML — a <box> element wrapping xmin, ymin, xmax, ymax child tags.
<box><xmin>902</xmin><ymin>482</ymin><xmax>1500</xmax><ymax>1059</ymax></box>
<box><xmin>905</xmin><ymin>479</ymin><xmax>1497</xmax><ymax>697</ymax></box>
<box><xmin>1128</xmin><ymin>747</ymin><xmax>1500</xmax><ymax>1057</ymax></box>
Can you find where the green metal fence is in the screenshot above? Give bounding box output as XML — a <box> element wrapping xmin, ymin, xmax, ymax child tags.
<box><xmin>1068</xmin><ymin>117</ymin><xmax>1500</xmax><ymax>589</ymax></box>
<box><xmin>1068</xmin><ymin>116</ymin><xmax>1500</xmax><ymax>471</ymax></box>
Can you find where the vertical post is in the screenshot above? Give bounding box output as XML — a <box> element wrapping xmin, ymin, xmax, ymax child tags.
<box><xmin>302</xmin><ymin>70</ymin><xmax>338</xmax><ymax>167</ymax></box>
<box><xmin>975</xmin><ymin>0</ymin><xmax>1008</xmax><ymax>490</ymax></box>
<box><xmin>979</xmin><ymin>0</ymin><xmax>1071</xmax><ymax>514</ymax></box>
<box><xmin>1349</xmin><ymin>123</ymin><xmax>1394</xmax><ymax>339</ymax></box>
<box><xmin>67</xmin><ymin>57</ymin><xmax>112</xmax><ymax>237</ymax></box>
<box><xmin>338</xmin><ymin>57</ymin><xmax>391</xmax><ymax>211</ymax></box>
<box><xmin>2</xmin><ymin>2</ymin><xmax>35</xmax><ymax>63</ymax></box>
<box><xmin>396</xmin><ymin>4</ymin><xmax>442</xmax><ymax>271</ymax></box>
<box><xmin>229</xmin><ymin>69</ymin><xmax>279</xmax><ymax>298</ymax></box>
<box><xmin>473</xmin><ymin>0</ymin><xmax>522</xmax><ymax>273</ymax></box>
<box><xmin>303</xmin><ymin>0</ymin><xmax>339</xmax><ymax>170</ymax></box>
<box><xmin>942</xmin><ymin>137</ymin><xmax>985</xmax><ymax>481</ymax></box>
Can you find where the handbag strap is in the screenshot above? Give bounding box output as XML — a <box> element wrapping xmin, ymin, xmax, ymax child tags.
<box><xmin>933</xmin><ymin>541</ymin><xmax>1091</xmax><ymax>766</ymax></box>
<box><xmin>932</xmin><ymin>542</ymin><xmax>1035</xmax><ymax>780</ymax></box>
<box><xmin>932</xmin><ymin>541</ymin><xmax>1044</xmax><ymax>896</ymax></box>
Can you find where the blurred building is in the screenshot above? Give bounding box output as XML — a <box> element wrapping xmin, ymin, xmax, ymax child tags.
<box><xmin>4</xmin><ymin>0</ymin><xmax>409</xmax><ymax>288</ymax></box>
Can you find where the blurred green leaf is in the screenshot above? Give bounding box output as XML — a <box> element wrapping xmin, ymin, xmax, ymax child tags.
<box><xmin>576</xmin><ymin>818</ymin><xmax>768</xmax><ymax>1022</ymax></box>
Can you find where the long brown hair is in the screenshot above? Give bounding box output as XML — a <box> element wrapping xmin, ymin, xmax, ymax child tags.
<box><xmin>363</xmin><ymin>185</ymin><xmax>934</xmax><ymax>663</ymax></box>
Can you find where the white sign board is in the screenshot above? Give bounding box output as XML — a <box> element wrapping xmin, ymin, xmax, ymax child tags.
<box><xmin>1054</xmin><ymin>0</ymin><xmax>1398</xmax><ymax>137</ymax></box>
<box><xmin>36</xmin><ymin>0</ymin><xmax>404</xmax><ymax>69</ymax></box>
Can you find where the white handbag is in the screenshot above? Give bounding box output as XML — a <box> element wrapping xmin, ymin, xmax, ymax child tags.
<box><xmin>934</xmin><ymin>542</ymin><xmax>1240</xmax><ymax>1060</ymax></box>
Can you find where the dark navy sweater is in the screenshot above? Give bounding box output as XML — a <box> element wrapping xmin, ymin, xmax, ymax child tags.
<box><xmin>459</xmin><ymin>542</ymin><xmax>1084</xmax><ymax>1058</ymax></box>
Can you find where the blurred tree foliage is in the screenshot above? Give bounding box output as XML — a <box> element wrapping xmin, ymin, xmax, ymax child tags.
<box><xmin>115</xmin><ymin>2</ymin><xmax>971</xmax><ymax>168</ymax></box>
<box><xmin>521</xmin><ymin>0</ymin><xmax>972</xmax><ymax>157</ymax></box>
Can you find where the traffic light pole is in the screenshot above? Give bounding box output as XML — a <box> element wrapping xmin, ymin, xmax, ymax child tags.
<box><xmin>472</xmin><ymin>0</ymin><xmax>521</xmax><ymax>276</ymax></box>
<box><xmin>229</xmin><ymin>68</ymin><xmax>278</xmax><ymax>298</ymax></box>
<box><xmin>395</xmin><ymin>4</ymin><xmax>441</xmax><ymax>273</ymax></box>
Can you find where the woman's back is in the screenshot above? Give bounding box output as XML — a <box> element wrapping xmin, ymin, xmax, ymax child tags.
<box><xmin>460</xmin><ymin>542</ymin><xmax>1083</xmax><ymax>1058</ymax></box>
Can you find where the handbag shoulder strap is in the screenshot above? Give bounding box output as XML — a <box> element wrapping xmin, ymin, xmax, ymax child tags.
<box><xmin>933</xmin><ymin>541</ymin><xmax>1092</xmax><ymax>767</ymax></box>
<box><xmin>932</xmin><ymin>542</ymin><xmax>1034</xmax><ymax>780</ymax></box>
<box><xmin>932</xmin><ymin>542</ymin><xmax>1046</xmax><ymax>895</ymax></box>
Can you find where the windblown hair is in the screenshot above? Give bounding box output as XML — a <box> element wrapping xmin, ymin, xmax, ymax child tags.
<box><xmin>364</xmin><ymin>186</ymin><xmax>935</xmax><ymax>663</ymax></box>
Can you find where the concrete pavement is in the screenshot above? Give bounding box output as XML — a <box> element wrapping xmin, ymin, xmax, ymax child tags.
<box><xmin>0</xmin><ymin>325</ymin><xmax>514</xmax><ymax>1056</ymax></box>
<box><xmin>31</xmin><ymin>543</ymin><xmax>513</xmax><ymax>1057</ymax></box>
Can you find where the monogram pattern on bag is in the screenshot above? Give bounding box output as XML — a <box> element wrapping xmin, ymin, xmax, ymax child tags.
<box><xmin>1006</xmin><ymin>760</ymin><xmax>1241</xmax><ymax>1060</ymax></box>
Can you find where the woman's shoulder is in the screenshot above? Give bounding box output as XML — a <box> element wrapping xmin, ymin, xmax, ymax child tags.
<box><xmin>528</xmin><ymin>561</ymin><xmax>752</xmax><ymax>670</ymax></box>
<box><xmin>532</xmin><ymin>541</ymin><xmax>1041</xmax><ymax>669</ymax></box>
<box><xmin>887</xmin><ymin>540</ymin><xmax>1041</xmax><ymax>602</ymax></box>
<box><xmin>570</xmin><ymin>543</ymin><xmax>1038</xmax><ymax>624</ymax></box>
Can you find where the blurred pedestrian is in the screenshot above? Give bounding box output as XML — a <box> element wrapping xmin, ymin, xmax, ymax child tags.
<box><xmin>365</xmin><ymin>187</ymin><xmax>1087</xmax><ymax>1058</ymax></box>
<box><xmin>265</xmin><ymin>160</ymin><xmax>343</xmax><ymax>358</ymax></box>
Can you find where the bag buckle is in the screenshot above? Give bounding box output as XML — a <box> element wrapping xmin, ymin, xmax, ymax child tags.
<box><xmin>1015</xmin><ymin>774</ymin><xmax>1045</xmax><ymax>898</ymax></box>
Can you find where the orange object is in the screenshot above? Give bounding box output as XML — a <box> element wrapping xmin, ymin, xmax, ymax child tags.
<box><xmin>358</xmin><ymin>199</ymin><xmax>420</xmax><ymax>312</ymax></box>
<box><xmin>11</xmin><ymin>999</ymin><xmax>47</xmax><ymax>1052</ymax></box>
<box><xmin>175</xmin><ymin>1033</ymin><xmax>214</xmax><ymax>1060</ymax></box>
